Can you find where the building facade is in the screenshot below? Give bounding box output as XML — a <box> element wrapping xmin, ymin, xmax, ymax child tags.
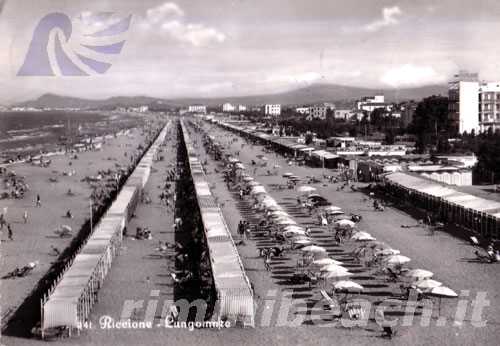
<box><xmin>356</xmin><ymin>95</ymin><xmax>392</xmax><ymax>113</ymax></box>
<box><xmin>264</xmin><ymin>104</ymin><xmax>281</xmax><ymax>116</ymax></box>
<box><xmin>448</xmin><ymin>71</ymin><xmax>500</xmax><ymax>134</ymax></box>
<box><xmin>478</xmin><ymin>82</ymin><xmax>500</xmax><ymax>133</ymax></box>
<box><xmin>222</xmin><ymin>103</ymin><xmax>236</xmax><ymax>112</ymax></box>
<box><xmin>307</xmin><ymin>104</ymin><xmax>327</xmax><ymax>120</ymax></box>
<box><xmin>188</xmin><ymin>105</ymin><xmax>207</xmax><ymax>114</ymax></box>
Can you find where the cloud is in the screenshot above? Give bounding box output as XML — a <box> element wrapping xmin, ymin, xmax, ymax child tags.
<box><xmin>161</xmin><ymin>21</ymin><xmax>225</xmax><ymax>47</ymax></box>
<box><xmin>146</xmin><ymin>2</ymin><xmax>184</xmax><ymax>23</ymax></box>
<box><xmin>380</xmin><ymin>64</ymin><xmax>446</xmax><ymax>87</ymax></box>
<box><xmin>363</xmin><ymin>6</ymin><xmax>402</xmax><ymax>32</ymax></box>
<box><xmin>143</xmin><ymin>2</ymin><xmax>225</xmax><ymax>47</ymax></box>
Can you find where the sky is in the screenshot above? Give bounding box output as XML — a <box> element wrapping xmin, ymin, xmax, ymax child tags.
<box><xmin>1</xmin><ymin>0</ymin><xmax>500</xmax><ymax>104</ymax></box>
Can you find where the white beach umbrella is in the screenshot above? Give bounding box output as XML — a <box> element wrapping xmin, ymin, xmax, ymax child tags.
<box><xmin>311</xmin><ymin>258</ymin><xmax>344</xmax><ymax>266</ymax></box>
<box><xmin>333</xmin><ymin>280</ymin><xmax>364</xmax><ymax>292</ymax></box>
<box><xmin>320</xmin><ymin>264</ymin><xmax>349</xmax><ymax>273</ymax></box>
<box><xmin>385</xmin><ymin>254</ymin><xmax>411</xmax><ymax>265</ymax></box>
<box><xmin>375</xmin><ymin>248</ymin><xmax>401</xmax><ymax>256</ymax></box>
<box><xmin>404</xmin><ymin>269</ymin><xmax>434</xmax><ymax>281</ymax></box>
<box><xmin>301</xmin><ymin>245</ymin><xmax>327</xmax><ymax>254</ymax></box>
<box><xmin>323</xmin><ymin>205</ymin><xmax>342</xmax><ymax>212</ymax></box>
<box><xmin>322</xmin><ymin>269</ymin><xmax>353</xmax><ymax>279</ymax></box>
<box><xmin>416</xmin><ymin>279</ymin><xmax>442</xmax><ymax>290</ymax></box>
<box><xmin>351</xmin><ymin>232</ymin><xmax>376</xmax><ymax>241</ymax></box>
<box><xmin>335</xmin><ymin>219</ymin><xmax>356</xmax><ymax>228</ymax></box>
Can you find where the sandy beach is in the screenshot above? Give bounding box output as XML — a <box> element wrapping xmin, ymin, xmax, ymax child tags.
<box><xmin>2</xmin><ymin>118</ymin><xmax>498</xmax><ymax>346</ymax></box>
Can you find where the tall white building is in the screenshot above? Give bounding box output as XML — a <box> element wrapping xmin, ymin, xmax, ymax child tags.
<box><xmin>222</xmin><ymin>103</ymin><xmax>235</xmax><ymax>112</ymax></box>
<box><xmin>356</xmin><ymin>95</ymin><xmax>390</xmax><ymax>112</ymax></box>
<box><xmin>264</xmin><ymin>104</ymin><xmax>281</xmax><ymax>116</ymax></box>
<box><xmin>448</xmin><ymin>71</ymin><xmax>500</xmax><ymax>134</ymax></box>
<box><xmin>478</xmin><ymin>82</ymin><xmax>500</xmax><ymax>132</ymax></box>
<box><xmin>188</xmin><ymin>105</ymin><xmax>207</xmax><ymax>114</ymax></box>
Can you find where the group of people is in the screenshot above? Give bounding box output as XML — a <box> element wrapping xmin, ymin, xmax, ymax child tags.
<box><xmin>237</xmin><ymin>220</ymin><xmax>251</xmax><ymax>241</ymax></box>
<box><xmin>1</xmin><ymin>169</ymin><xmax>29</xmax><ymax>200</ymax></box>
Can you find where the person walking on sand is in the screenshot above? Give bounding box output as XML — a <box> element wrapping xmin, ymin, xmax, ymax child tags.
<box><xmin>36</xmin><ymin>194</ymin><xmax>41</xmax><ymax>207</ymax></box>
<box><xmin>7</xmin><ymin>223</ymin><xmax>13</xmax><ymax>241</ymax></box>
<box><xmin>0</xmin><ymin>213</ymin><xmax>5</xmax><ymax>229</ymax></box>
<box><xmin>23</xmin><ymin>210</ymin><xmax>28</xmax><ymax>224</ymax></box>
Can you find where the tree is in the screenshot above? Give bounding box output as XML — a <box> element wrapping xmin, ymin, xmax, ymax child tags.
<box><xmin>409</xmin><ymin>95</ymin><xmax>450</xmax><ymax>153</ymax></box>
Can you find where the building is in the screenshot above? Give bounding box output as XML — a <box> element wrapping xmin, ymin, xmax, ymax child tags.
<box><xmin>222</xmin><ymin>103</ymin><xmax>236</xmax><ymax>112</ymax></box>
<box><xmin>448</xmin><ymin>71</ymin><xmax>500</xmax><ymax>134</ymax></box>
<box><xmin>334</xmin><ymin>109</ymin><xmax>355</xmax><ymax>120</ymax></box>
<box><xmin>307</xmin><ymin>104</ymin><xmax>327</xmax><ymax>120</ymax></box>
<box><xmin>448</xmin><ymin>71</ymin><xmax>480</xmax><ymax>134</ymax></box>
<box><xmin>264</xmin><ymin>104</ymin><xmax>281</xmax><ymax>116</ymax></box>
<box><xmin>356</xmin><ymin>95</ymin><xmax>392</xmax><ymax>113</ymax></box>
<box><xmin>237</xmin><ymin>105</ymin><xmax>247</xmax><ymax>112</ymax></box>
<box><xmin>400</xmin><ymin>101</ymin><xmax>417</xmax><ymax>127</ymax></box>
<box><xmin>305</xmin><ymin>103</ymin><xmax>335</xmax><ymax>120</ymax></box>
<box><xmin>188</xmin><ymin>105</ymin><xmax>207</xmax><ymax>114</ymax></box>
<box><xmin>478</xmin><ymin>82</ymin><xmax>500</xmax><ymax>133</ymax></box>
<box><xmin>295</xmin><ymin>106</ymin><xmax>310</xmax><ymax>115</ymax></box>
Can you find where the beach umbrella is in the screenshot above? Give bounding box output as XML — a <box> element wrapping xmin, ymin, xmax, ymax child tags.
<box><xmin>427</xmin><ymin>286</ymin><xmax>458</xmax><ymax>298</ymax></box>
<box><xmin>311</xmin><ymin>258</ymin><xmax>343</xmax><ymax>266</ymax></box>
<box><xmin>354</xmin><ymin>234</ymin><xmax>376</xmax><ymax>242</ymax></box>
<box><xmin>327</xmin><ymin>210</ymin><xmax>345</xmax><ymax>216</ymax></box>
<box><xmin>284</xmin><ymin>229</ymin><xmax>306</xmax><ymax>237</ymax></box>
<box><xmin>273</xmin><ymin>164</ymin><xmax>281</xmax><ymax>168</ymax></box>
<box><xmin>242</xmin><ymin>176</ymin><xmax>254</xmax><ymax>182</ymax></box>
<box><xmin>228</xmin><ymin>157</ymin><xmax>240</xmax><ymax>163</ymax></box>
<box><xmin>235</xmin><ymin>163</ymin><xmax>245</xmax><ymax>170</ymax></box>
<box><xmin>333</xmin><ymin>280</ymin><xmax>364</xmax><ymax>293</ymax></box>
<box><xmin>250</xmin><ymin>186</ymin><xmax>266</xmax><ymax>195</ymax></box>
<box><xmin>427</xmin><ymin>286</ymin><xmax>458</xmax><ymax>315</ymax></box>
<box><xmin>256</xmin><ymin>154</ymin><xmax>264</xmax><ymax>159</ymax></box>
<box><xmin>301</xmin><ymin>245</ymin><xmax>326</xmax><ymax>254</ymax></box>
<box><xmin>375</xmin><ymin>248</ymin><xmax>400</xmax><ymax>256</ymax></box>
<box><xmin>269</xmin><ymin>210</ymin><xmax>289</xmax><ymax>218</ymax></box>
<box><xmin>404</xmin><ymin>269</ymin><xmax>434</xmax><ymax>281</ymax></box>
<box><xmin>261</xmin><ymin>198</ymin><xmax>277</xmax><ymax>206</ymax></box>
<box><xmin>307</xmin><ymin>193</ymin><xmax>322</xmax><ymax>199</ymax></box>
<box><xmin>282</xmin><ymin>172</ymin><xmax>293</xmax><ymax>177</ymax></box>
<box><xmin>297</xmin><ymin>185</ymin><xmax>316</xmax><ymax>194</ymax></box>
<box><xmin>386</xmin><ymin>254</ymin><xmax>411</xmax><ymax>265</ymax></box>
<box><xmin>261</xmin><ymin>157</ymin><xmax>268</xmax><ymax>161</ymax></box>
<box><xmin>275</xmin><ymin>218</ymin><xmax>297</xmax><ymax>226</ymax></box>
<box><xmin>320</xmin><ymin>264</ymin><xmax>349</xmax><ymax>273</ymax></box>
<box><xmin>247</xmin><ymin>181</ymin><xmax>259</xmax><ymax>187</ymax></box>
<box><xmin>335</xmin><ymin>219</ymin><xmax>356</xmax><ymax>228</ymax></box>
<box><xmin>292</xmin><ymin>238</ymin><xmax>312</xmax><ymax>246</ymax></box>
<box><xmin>324</xmin><ymin>205</ymin><xmax>342</xmax><ymax>212</ymax></box>
<box><xmin>351</xmin><ymin>232</ymin><xmax>376</xmax><ymax>241</ymax></box>
<box><xmin>351</xmin><ymin>231</ymin><xmax>372</xmax><ymax>240</ymax></box>
<box><xmin>322</xmin><ymin>269</ymin><xmax>353</xmax><ymax>279</ymax></box>
<box><xmin>283</xmin><ymin>225</ymin><xmax>303</xmax><ymax>232</ymax></box>
<box><xmin>416</xmin><ymin>279</ymin><xmax>442</xmax><ymax>291</ymax></box>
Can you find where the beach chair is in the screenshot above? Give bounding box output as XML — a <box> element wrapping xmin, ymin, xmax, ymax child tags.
<box><xmin>345</xmin><ymin>302</ymin><xmax>366</xmax><ymax>321</ymax></box>
<box><xmin>320</xmin><ymin>290</ymin><xmax>338</xmax><ymax>310</ymax></box>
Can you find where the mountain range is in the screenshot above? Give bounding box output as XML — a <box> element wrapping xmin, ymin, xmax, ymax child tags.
<box><xmin>15</xmin><ymin>83</ymin><xmax>448</xmax><ymax>109</ymax></box>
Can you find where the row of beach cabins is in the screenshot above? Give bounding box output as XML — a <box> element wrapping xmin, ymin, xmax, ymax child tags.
<box><xmin>179</xmin><ymin>120</ymin><xmax>255</xmax><ymax>327</ymax></box>
<box><xmin>39</xmin><ymin>122</ymin><xmax>171</xmax><ymax>338</ymax></box>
